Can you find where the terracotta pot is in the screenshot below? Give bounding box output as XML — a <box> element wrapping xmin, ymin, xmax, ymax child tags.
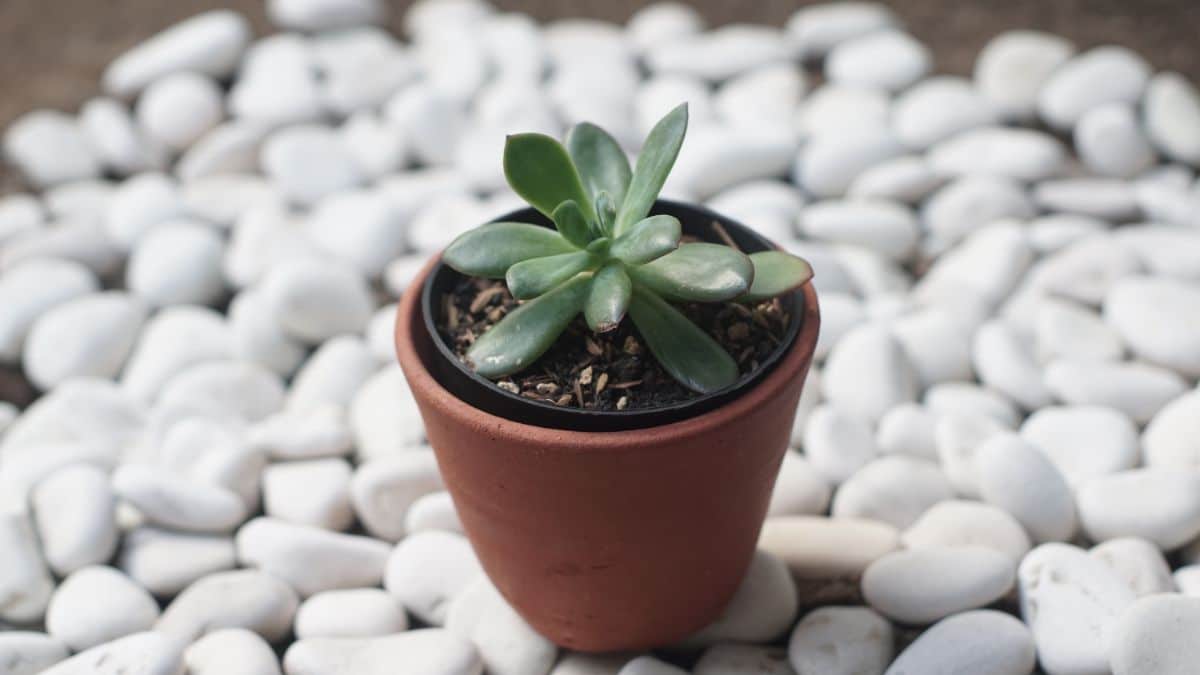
<box><xmin>394</xmin><ymin>238</ymin><xmax>820</xmax><ymax>653</ymax></box>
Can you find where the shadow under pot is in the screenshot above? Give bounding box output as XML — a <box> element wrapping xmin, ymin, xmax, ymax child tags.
<box><xmin>394</xmin><ymin>199</ymin><xmax>821</xmax><ymax>652</ymax></box>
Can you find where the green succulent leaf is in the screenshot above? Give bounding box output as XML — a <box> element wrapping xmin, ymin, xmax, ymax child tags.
<box><xmin>628</xmin><ymin>287</ymin><xmax>738</xmax><ymax>394</ymax></box>
<box><xmin>567</xmin><ymin>123</ymin><xmax>632</xmax><ymax>209</ymax></box>
<box><xmin>584</xmin><ymin>262</ymin><xmax>632</xmax><ymax>333</ymax></box>
<box><xmin>615</xmin><ymin>103</ymin><xmax>688</xmax><ymax>237</ymax></box>
<box><xmin>627</xmin><ymin>242</ymin><xmax>753</xmax><ymax>302</ymax></box>
<box><xmin>503</xmin><ymin>133</ymin><xmax>594</xmax><ymax>221</ymax></box>
<box><xmin>551</xmin><ymin>200</ymin><xmax>593</xmax><ymax>249</ymax></box>
<box><xmin>739</xmin><ymin>251</ymin><xmax>814</xmax><ymax>302</ymax></box>
<box><xmin>506</xmin><ymin>251</ymin><xmax>595</xmax><ymax>300</ymax></box>
<box><xmin>586</xmin><ymin>237</ymin><xmax>611</xmax><ymax>254</ymax></box>
<box><xmin>610</xmin><ymin>214</ymin><xmax>682</xmax><ymax>265</ymax></box>
<box><xmin>595</xmin><ymin>191</ymin><xmax>617</xmax><ymax>237</ymax></box>
<box><xmin>468</xmin><ymin>274</ymin><xmax>591</xmax><ymax>379</ymax></box>
<box><xmin>443</xmin><ymin>222</ymin><xmax>578</xmax><ymax>278</ymax></box>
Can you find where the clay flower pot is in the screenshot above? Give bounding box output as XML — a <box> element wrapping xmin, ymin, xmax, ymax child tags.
<box><xmin>394</xmin><ymin>203</ymin><xmax>820</xmax><ymax>652</ymax></box>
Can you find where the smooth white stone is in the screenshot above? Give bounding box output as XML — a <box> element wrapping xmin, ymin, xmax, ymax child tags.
<box><xmin>973</xmin><ymin>319</ymin><xmax>1055</xmax><ymax>411</ymax></box>
<box><xmin>1145</xmin><ymin>72</ymin><xmax>1200</xmax><ymax>165</ymax></box>
<box><xmin>893</xmin><ymin>76</ymin><xmax>997</xmax><ymax>149</ymax></box>
<box><xmin>350</xmin><ymin>365</ymin><xmax>424</xmax><ymax>461</ymax></box>
<box><xmin>23</xmin><ymin>291</ymin><xmax>146</xmax><ymax>390</ymax></box>
<box><xmin>1115</xmin><ymin>225</ymin><xmax>1200</xmax><ymax>281</ymax></box>
<box><xmin>122</xmin><ymin>306</ymin><xmax>233</xmax><ymax>403</ymax></box>
<box><xmin>926</xmin><ymin>382</ymin><xmax>1019</xmax><ymax>428</ymax></box>
<box><xmin>1038</xmin><ymin>46</ymin><xmax>1151</xmax><ymax>131</ymax></box>
<box><xmin>181</xmin><ymin>174</ymin><xmax>280</xmax><ymax>229</ymax></box>
<box><xmin>405</xmin><ymin>491</ymin><xmax>464</xmax><ymax>535</ymax></box>
<box><xmin>1090</xmin><ymin>538</ymin><xmax>1175</xmax><ymax>597</ymax></box>
<box><xmin>80</xmin><ymin>98</ymin><xmax>166</xmax><ymax>175</ymax></box>
<box><xmin>0</xmin><ymin>220</ymin><xmax>123</xmax><ymax>277</ymax></box>
<box><xmin>103</xmin><ymin>172</ymin><xmax>184</xmax><ymax>250</ymax></box>
<box><xmin>862</xmin><ymin>546</ymin><xmax>1015</xmax><ymax>624</ymax></box>
<box><xmin>645</xmin><ymin>24</ymin><xmax>794</xmax><ymax>82</ymax></box>
<box><xmin>249</xmin><ymin>404</ymin><xmax>353</xmax><ymax>460</ymax></box>
<box><xmin>978</xmin><ymin>434</ymin><xmax>1078</xmax><ymax>543</ymax></box>
<box><xmin>803</xmin><ymin>405</ymin><xmax>879</xmax><ymax>485</ymax></box>
<box><xmin>1110</xmin><ymin>594</ymin><xmax>1200</xmax><ymax>675</ymax></box>
<box><xmin>263</xmin><ymin>459</ymin><xmax>353</xmax><ymax>531</ymax></box>
<box><xmin>1027</xmin><ymin>214</ymin><xmax>1110</xmax><ymax>255</ymax></box>
<box><xmin>305</xmin><ymin>189</ymin><xmax>406</xmax><ymax>278</ymax></box>
<box><xmin>1033</xmin><ymin>235</ymin><xmax>1143</xmax><ymax>308</ymax></box>
<box><xmin>798</xmin><ymin>127</ymin><xmax>905</xmax><ymax>198</ymax></box>
<box><xmin>782</xmin><ymin>241</ymin><xmax>853</xmax><ymax>298</ymax></box>
<box><xmin>1077</xmin><ymin>468</ymin><xmax>1200</xmax><ymax>550</ymax></box>
<box><xmin>1020</xmin><ymin>405</ymin><xmax>1139</xmax><ymax>486</ymax></box>
<box><xmin>1034</xmin><ymin>178</ymin><xmax>1141</xmax><ymax>222</ymax></box>
<box><xmin>822</xmin><ymin>323</ymin><xmax>918</xmax><ymax>424</ymax></box>
<box><xmin>933</xmin><ymin>412</ymin><xmax>1008</xmax><ymax>498</ymax></box>
<box><xmin>415</xmin><ymin>25</ymin><xmax>490</xmax><ymax>104</ymax></box>
<box><xmin>875</xmin><ymin>403</ymin><xmax>938</xmax><ymax>461</ymax></box>
<box><xmin>921</xmin><ymin>176</ymin><xmax>1034</xmax><ymax>252</ymax></box>
<box><xmin>288</xmin><ymin>336</ymin><xmax>377</xmax><ymax>412</ymax></box>
<box><xmin>0</xmin><ymin>377</ymin><xmax>144</xmax><ymax>459</ymax></box>
<box><xmin>0</xmin><ymin>632</ymin><xmax>69</xmax><ymax>675</ymax></box>
<box><xmin>627</xmin><ymin>2</ymin><xmax>704</xmax><ymax>54</ymax></box>
<box><xmin>903</xmin><ymin>500</ymin><xmax>1031</xmax><ymax>563</ymax></box>
<box><xmin>1036</xmin><ymin>297</ymin><xmax>1124</xmax><ymax>363</ymax></box>
<box><xmin>788</xmin><ymin>605</ymin><xmax>892</xmax><ymax>675</ymax></box>
<box><xmin>261</xmin><ymin>125</ymin><xmax>365</xmax><ymax>207</ymax></box>
<box><xmin>227</xmin><ymin>291</ymin><xmax>306</xmax><ymax>378</ymax></box>
<box><xmin>351</xmin><ymin>451</ymin><xmax>443</xmax><ymax>541</ymax></box>
<box><xmin>157</xmin><ymin>569</ymin><xmax>299</xmax><ymax>644</ymax></box>
<box><xmin>102</xmin><ymin>10</ymin><xmax>249</xmax><ymax>96</ymax></box>
<box><xmin>825</xmin><ymin>30</ymin><xmax>930</xmax><ymax>92</ymax></box>
<box><xmin>228</xmin><ymin>36</ymin><xmax>325</xmax><ymax>127</ymax></box>
<box><xmin>694</xmin><ymin>644</ymin><xmax>792</xmax><ymax>675</ymax></box>
<box><xmin>136</xmin><ymin>73</ymin><xmax>223</xmax><ymax>152</ymax></box>
<box><xmin>385</xmin><ymin>530</ymin><xmax>481</xmax><ymax>626</ymax></box>
<box><xmin>0</xmin><ymin>194</ymin><xmax>44</xmax><ymax>245</ymax></box>
<box><xmin>927</xmin><ymin>126</ymin><xmax>1068</xmax><ymax>181</ymax></box>
<box><xmin>39</xmin><ymin>632</ymin><xmax>182</xmax><ymax>675</ymax></box>
<box><xmin>791</xmin><ymin>367</ymin><xmax>823</xmax><ymax>446</ymax></box>
<box><xmin>884</xmin><ymin>610</ymin><xmax>1035</xmax><ymax>675</ymax></box>
<box><xmin>223</xmin><ymin>201</ymin><xmax>321</xmax><ymax>289</ymax></box>
<box><xmin>847</xmin><ymin>154</ymin><xmax>945</xmax><ymax>203</ymax></box>
<box><xmin>112</xmin><ymin>464</ymin><xmax>247</xmax><ymax>533</ymax></box>
<box><xmin>185</xmin><ymin>628</ymin><xmax>282</xmax><ymax>675</ymax></box>
<box><xmin>2</xmin><ymin>111</ymin><xmax>101</xmax><ymax>187</ymax></box>
<box><xmin>237</xmin><ymin>517</ymin><xmax>391</xmax><ymax>597</ymax></box>
<box><xmin>365</xmin><ymin>303</ymin><xmax>398</xmax><ymax>363</ymax></box>
<box><xmin>667</xmin><ymin>123</ymin><xmax>798</xmax><ymax>200</ymax></box>
<box><xmin>261</xmin><ymin>258</ymin><xmax>374</xmax><ymax>345</ymax></box>
<box><xmin>0</xmin><ymin>511</ymin><xmax>55</xmax><ymax>623</ymax></box>
<box><xmin>1175</xmin><ymin>566</ymin><xmax>1200</xmax><ymax>597</ymax></box>
<box><xmin>974</xmin><ymin>30</ymin><xmax>1075</xmax><ymax>119</ymax></box>
<box><xmin>799</xmin><ymin>84</ymin><xmax>891</xmax><ymax>136</ymax></box>
<box><xmin>1074</xmin><ymin>103</ymin><xmax>1156</xmax><ymax>177</ymax></box>
<box><xmin>43</xmin><ymin>180</ymin><xmax>114</xmax><ymax>224</ymax></box>
<box><xmin>157</xmin><ymin>360</ymin><xmax>284</xmax><ymax>423</ymax></box>
<box><xmin>634</xmin><ymin>75</ymin><xmax>715</xmax><ymax>140</ymax></box>
<box><xmin>479</xmin><ymin>13</ymin><xmax>546</xmax><ymax>81</ymax></box>
<box><xmin>0</xmin><ymin>402</ymin><xmax>14</xmax><ymax>439</ymax></box>
<box><xmin>383</xmin><ymin>83</ymin><xmax>467</xmax><ymax>167</ymax></box>
<box><xmin>768</xmin><ymin>451</ymin><xmax>833</xmax><ymax>517</ymax></box>
<box><xmin>268</xmin><ymin>0</ymin><xmax>383</xmax><ymax>31</ymax></box>
<box><xmin>800</xmin><ymin>200</ymin><xmax>917</xmax><ymax>261</ymax></box>
<box><xmin>619</xmin><ymin>657</ymin><xmax>686</xmax><ymax>675</ymax></box>
<box><xmin>832</xmin><ymin>456</ymin><xmax>954</xmax><ymax>530</ymax></box>
<box><xmin>45</xmin><ymin>566</ymin><xmax>159</xmax><ymax>652</ymax></box>
<box><xmin>1018</xmin><ymin>543</ymin><xmax>1136</xmax><ymax>675</ymax></box>
<box><xmin>685</xmin><ymin>550</ymin><xmax>798</xmax><ymax>646</ymax></box>
<box><xmin>283</xmin><ymin>629</ymin><xmax>483</xmax><ymax>675</ymax></box>
<box><xmin>836</xmin><ymin>246</ymin><xmax>911</xmax><ymax>299</ymax></box>
<box><xmin>1044</xmin><ymin>359</ymin><xmax>1187</xmax><ymax>424</ymax></box>
<box><xmin>126</xmin><ymin>221</ymin><xmax>225</xmax><ymax>307</ymax></box>
<box><xmin>32</xmin><ymin>465</ymin><xmax>117</xmax><ymax>576</ymax></box>
<box><xmin>447</xmin><ymin>577</ymin><xmax>557</xmax><ymax>675</ymax></box>
<box><xmin>1143</xmin><ymin>390</ymin><xmax>1200</xmax><ymax>469</ymax></box>
<box><xmin>1104</xmin><ymin>276</ymin><xmax>1200</xmax><ymax>377</ymax></box>
<box><xmin>0</xmin><ymin>258</ymin><xmax>98</xmax><ymax>363</ymax></box>
<box><xmin>295</xmin><ymin>588</ymin><xmax>407</xmax><ymax>639</ymax></box>
<box><xmin>759</xmin><ymin>516</ymin><xmax>901</xmax><ymax>584</ymax></box>
<box><xmin>714</xmin><ymin>64</ymin><xmax>806</xmax><ymax>129</ymax></box>
<box><xmin>118</xmin><ymin>527</ymin><xmax>236</xmax><ymax>597</ymax></box>
<box><xmin>338</xmin><ymin>112</ymin><xmax>407</xmax><ymax>178</ymax></box>
<box><xmin>177</xmin><ymin>121</ymin><xmax>270</xmax><ymax>181</ymax></box>
<box><xmin>813</xmin><ymin>292</ymin><xmax>865</xmax><ymax>362</ymax></box>
<box><xmin>786</xmin><ymin>2</ymin><xmax>897</xmax><ymax>59</ymax></box>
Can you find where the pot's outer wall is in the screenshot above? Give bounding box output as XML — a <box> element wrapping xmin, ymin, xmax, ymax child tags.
<box><xmin>395</xmin><ymin>255</ymin><xmax>821</xmax><ymax>652</ymax></box>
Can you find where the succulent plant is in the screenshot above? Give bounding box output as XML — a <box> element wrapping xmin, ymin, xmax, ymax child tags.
<box><xmin>442</xmin><ymin>103</ymin><xmax>813</xmax><ymax>394</ymax></box>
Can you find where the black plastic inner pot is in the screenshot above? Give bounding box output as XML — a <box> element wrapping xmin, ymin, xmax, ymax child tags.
<box><xmin>420</xmin><ymin>199</ymin><xmax>806</xmax><ymax>432</ymax></box>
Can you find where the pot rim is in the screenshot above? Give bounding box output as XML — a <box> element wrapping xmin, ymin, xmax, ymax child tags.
<box><xmin>395</xmin><ymin>252</ymin><xmax>821</xmax><ymax>449</ymax></box>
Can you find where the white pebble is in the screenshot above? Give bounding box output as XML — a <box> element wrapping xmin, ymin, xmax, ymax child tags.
<box><xmin>1090</xmin><ymin>537</ymin><xmax>1175</xmax><ymax>597</ymax></box>
<box><xmin>832</xmin><ymin>456</ymin><xmax>954</xmax><ymax>530</ymax></box>
<box><xmin>803</xmin><ymin>405</ymin><xmax>879</xmax><ymax>485</ymax></box>
<box><xmin>295</xmin><ymin>588</ymin><xmax>407</xmax><ymax>639</ymax></box>
<box><xmin>261</xmin><ymin>258</ymin><xmax>374</xmax><ymax>345</ymax></box>
<box><xmin>1075</xmin><ymin>103</ymin><xmax>1156</xmax><ymax>177</ymax></box>
<box><xmin>798</xmin><ymin>127</ymin><xmax>905</xmax><ymax>198</ymax></box>
<box><xmin>289</xmin><ymin>335</ymin><xmax>379</xmax><ymax>412</ymax></box>
<box><xmin>1143</xmin><ymin>390</ymin><xmax>1200</xmax><ymax>469</ymax></box>
<box><xmin>788</xmin><ymin>605</ymin><xmax>893</xmax><ymax>675</ymax></box>
<box><xmin>892</xmin><ymin>76</ymin><xmax>997</xmax><ymax>149</ymax></box>
<box><xmin>79</xmin><ymin>98</ymin><xmax>166</xmax><ymax>175</ymax></box>
<box><xmin>1104</xmin><ymin>276</ymin><xmax>1200</xmax><ymax>377</ymax></box>
<box><xmin>404</xmin><ymin>491</ymin><xmax>464</xmax><ymax>534</ymax></box>
<box><xmin>283</xmin><ymin>629</ymin><xmax>482</xmax><ymax>675</ymax></box>
<box><xmin>1077</xmin><ymin>468</ymin><xmax>1200</xmax><ymax>550</ymax></box>
<box><xmin>875</xmin><ymin>403</ymin><xmax>938</xmax><ymax>461</ymax></box>
<box><xmin>350</xmin><ymin>365</ymin><xmax>425</xmax><ymax>461</ymax></box>
<box><xmin>928</xmin><ymin>126</ymin><xmax>1068</xmax><ymax>181</ymax></box>
<box><xmin>1110</xmin><ymin>594</ymin><xmax>1200</xmax><ymax>675</ymax></box>
<box><xmin>261</xmin><ymin>125</ymin><xmax>365</xmax><ymax>206</ymax></box>
<box><xmin>102</xmin><ymin>10</ymin><xmax>250</xmax><ymax>96</ymax></box>
<box><xmin>2</xmin><ymin>111</ymin><xmax>101</xmax><ymax>188</ymax></box>
<box><xmin>800</xmin><ymin>200</ymin><xmax>918</xmax><ymax>261</ymax></box>
<box><xmin>973</xmin><ymin>319</ymin><xmax>1055</xmax><ymax>411</ymax></box>
<box><xmin>0</xmin><ymin>258</ymin><xmax>98</xmax><ymax>363</ymax></box>
<box><xmin>448</xmin><ymin>577</ymin><xmax>557</xmax><ymax>675</ymax></box>
<box><xmin>1044</xmin><ymin>359</ymin><xmax>1187</xmax><ymax>424</ymax></box>
<box><xmin>118</xmin><ymin>527</ymin><xmax>237</xmax><ymax>597</ymax></box>
<box><xmin>1038</xmin><ymin>45</ymin><xmax>1151</xmax><ymax>130</ymax></box>
<box><xmin>862</xmin><ymin>546</ymin><xmax>1014</xmax><ymax>625</ymax></box>
<box><xmin>157</xmin><ymin>568</ymin><xmax>299</xmax><ymax>644</ymax></box>
<box><xmin>0</xmin><ymin>511</ymin><xmax>55</xmax><ymax>623</ymax></box>
<box><xmin>268</xmin><ymin>0</ymin><xmax>383</xmax><ymax>31</ymax></box>
<box><xmin>645</xmin><ymin>25</ymin><xmax>795</xmax><ymax>82</ymax></box>
<box><xmin>847</xmin><ymin>154</ymin><xmax>945</xmax><ymax>203</ymax></box>
<box><xmin>113</xmin><ymin>464</ymin><xmax>247</xmax><ymax>533</ymax></box>
<box><xmin>126</xmin><ymin>221</ymin><xmax>225</xmax><ymax>307</ymax></box>
<box><xmin>822</xmin><ymin>323</ymin><xmax>918</xmax><ymax>424</ymax></box>
<box><xmin>39</xmin><ymin>632</ymin><xmax>182</xmax><ymax>675</ymax></box>
<box><xmin>974</xmin><ymin>30</ymin><xmax>1075</xmax><ymax>120</ymax></box>
<box><xmin>228</xmin><ymin>291</ymin><xmax>307</xmax><ymax>377</ymax></box>
<box><xmin>184</xmin><ymin>628</ymin><xmax>282</xmax><ymax>675</ymax></box>
<box><xmin>352</xmin><ymin>451</ymin><xmax>444</xmax><ymax>541</ymax></box>
<box><xmin>236</xmin><ymin>517</ymin><xmax>391</xmax><ymax>596</ymax></box>
<box><xmin>263</xmin><ymin>458</ymin><xmax>354</xmax><ymax>531</ymax></box>
<box><xmin>177</xmin><ymin>121</ymin><xmax>269</xmax><ymax>181</ymax></box>
<box><xmin>1020</xmin><ymin>405</ymin><xmax>1139</xmax><ymax>486</ymax></box>
<box><xmin>1145</xmin><ymin>72</ymin><xmax>1200</xmax><ymax>166</ymax></box>
<box><xmin>306</xmin><ymin>189</ymin><xmax>407</xmax><ymax>278</ymax></box>
<box><xmin>884</xmin><ymin>610</ymin><xmax>1035</xmax><ymax>675</ymax></box>
<box><xmin>1034</xmin><ymin>178</ymin><xmax>1140</xmax><ymax>222</ymax></box>
<box><xmin>136</xmin><ymin>73</ymin><xmax>223</xmax><ymax>152</ymax></box>
<box><xmin>0</xmin><ymin>632</ymin><xmax>68</xmax><ymax>675</ymax></box>
<box><xmin>977</xmin><ymin>434</ymin><xmax>1077</xmax><ymax>543</ymax></box>
<box><xmin>768</xmin><ymin>451</ymin><xmax>833</xmax><ymax>517</ymax></box>
<box><xmin>903</xmin><ymin>500</ymin><xmax>1031</xmax><ymax>563</ymax></box>
<box><xmin>1035</xmin><ymin>297</ymin><xmax>1124</xmax><ymax>363</ymax></box>
<box><xmin>786</xmin><ymin>2</ymin><xmax>898</xmax><ymax>59</ymax></box>
<box><xmin>759</xmin><ymin>516</ymin><xmax>901</xmax><ymax>585</ymax></box>
<box><xmin>694</xmin><ymin>644</ymin><xmax>792</xmax><ymax>675</ymax></box>
<box><xmin>23</xmin><ymin>291</ymin><xmax>146</xmax><ymax>390</ymax></box>
<box><xmin>684</xmin><ymin>550</ymin><xmax>798</xmax><ymax>646</ymax></box>
<box><xmin>45</xmin><ymin>566</ymin><xmax>159</xmax><ymax>652</ymax></box>
<box><xmin>921</xmin><ymin>176</ymin><xmax>1034</xmax><ymax>252</ymax></box>
<box><xmin>32</xmin><ymin>464</ymin><xmax>118</xmax><ymax>576</ymax></box>
<box><xmin>249</xmin><ymin>404</ymin><xmax>353</xmax><ymax>460</ymax></box>
<box><xmin>825</xmin><ymin>30</ymin><xmax>931</xmax><ymax>92</ymax></box>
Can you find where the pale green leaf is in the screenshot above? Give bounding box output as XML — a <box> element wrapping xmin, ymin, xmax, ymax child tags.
<box><xmin>443</xmin><ymin>222</ymin><xmax>577</xmax><ymax>278</ymax></box>
<box><xmin>506</xmin><ymin>250</ymin><xmax>595</xmax><ymax>300</ymax></box>
<box><xmin>551</xmin><ymin>200</ymin><xmax>593</xmax><ymax>249</ymax></box>
<box><xmin>614</xmin><ymin>103</ymin><xmax>687</xmax><ymax>236</ymax></box>
<box><xmin>567</xmin><ymin>122</ymin><xmax>632</xmax><ymax>208</ymax></box>
<box><xmin>628</xmin><ymin>286</ymin><xmax>738</xmax><ymax>394</ymax></box>
<box><xmin>584</xmin><ymin>262</ymin><xmax>632</xmax><ymax>332</ymax></box>
<box><xmin>468</xmin><ymin>274</ymin><xmax>591</xmax><ymax>378</ymax></box>
<box><xmin>610</xmin><ymin>214</ymin><xmax>681</xmax><ymax>265</ymax></box>
<box><xmin>739</xmin><ymin>251</ymin><xmax>814</xmax><ymax>302</ymax></box>
<box><xmin>627</xmin><ymin>242</ymin><xmax>753</xmax><ymax>302</ymax></box>
<box><xmin>503</xmin><ymin>133</ymin><xmax>594</xmax><ymax>220</ymax></box>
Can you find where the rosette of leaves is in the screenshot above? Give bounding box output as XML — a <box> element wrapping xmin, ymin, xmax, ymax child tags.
<box><xmin>442</xmin><ymin>103</ymin><xmax>813</xmax><ymax>394</ymax></box>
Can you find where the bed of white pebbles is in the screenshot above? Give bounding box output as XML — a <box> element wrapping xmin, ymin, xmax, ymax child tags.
<box><xmin>1</xmin><ymin>0</ymin><xmax>1199</xmax><ymax>673</ymax></box>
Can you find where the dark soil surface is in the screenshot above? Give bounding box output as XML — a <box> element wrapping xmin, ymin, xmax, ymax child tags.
<box><xmin>439</xmin><ymin>275</ymin><xmax>789</xmax><ymax>411</ymax></box>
